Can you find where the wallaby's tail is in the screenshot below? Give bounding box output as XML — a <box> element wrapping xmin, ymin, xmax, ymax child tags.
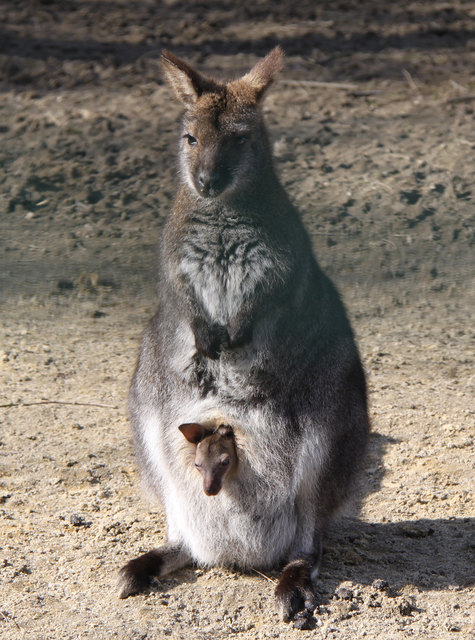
<box><xmin>118</xmin><ymin>543</ymin><xmax>191</xmax><ymax>598</ymax></box>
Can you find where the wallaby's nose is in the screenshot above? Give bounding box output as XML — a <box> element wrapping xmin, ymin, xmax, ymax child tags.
<box><xmin>197</xmin><ymin>169</ymin><xmax>222</xmax><ymax>196</ymax></box>
<box><xmin>198</xmin><ymin>171</ymin><xmax>208</xmax><ymax>188</ymax></box>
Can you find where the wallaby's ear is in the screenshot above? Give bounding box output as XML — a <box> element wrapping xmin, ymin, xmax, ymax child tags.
<box><xmin>179</xmin><ymin>422</ymin><xmax>208</xmax><ymax>444</ymax></box>
<box><xmin>161</xmin><ymin>50</ymin><xmax>220</xmax><ymax>106</ymax></box>
<box><xmin>217</xmin><ymin>424</ymin><xmax>234</xmax><ymax>439</ymax></box>
<box><xmin>241</xmin><ymin>46</ymin><xmax>284</xmax><ymax>102</ymax></box>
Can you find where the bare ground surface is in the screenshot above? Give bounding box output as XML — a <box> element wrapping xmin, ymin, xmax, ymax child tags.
<box><xmin>0</xmin><ymin>1</ymin><xmax>474</xmax><ymax>638</ymax></box>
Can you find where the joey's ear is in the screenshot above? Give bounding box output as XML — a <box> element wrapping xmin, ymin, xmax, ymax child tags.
<box><xmin>179</xmin><ymin>422</ymin><xmax>208</xmax><ymax>444</ymax></box>
<box><xmin>217</xmin><ymin>425</ymin><xmax>234</xmax><ymax>439</ymax></box>
<box><xmin>241</xmin><ymin>46</ymin><xmax>284</xmax><ymax>102</ymax></box>
<box><xmin>161</xmin><ymin>50</ymin><xmax>220</xmax><ymax>106</ymax></box>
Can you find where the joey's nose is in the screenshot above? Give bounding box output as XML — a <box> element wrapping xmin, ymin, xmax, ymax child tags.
<box><xmin>203</xmin><ymin>482</ymin><xmax>220</xmax><ymax>496</ymax></box>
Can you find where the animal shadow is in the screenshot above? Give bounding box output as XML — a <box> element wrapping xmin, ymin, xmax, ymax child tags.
<box><xmin>318</xmin><ymin>515</ymin><xmax>474</xmax><ymax>600</ymax></box>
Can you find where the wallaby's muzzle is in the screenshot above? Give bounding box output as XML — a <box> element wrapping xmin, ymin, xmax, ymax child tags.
<box><xmin>196</xmin><ymin>168</ymin><xmax>227</xmax><ymax>198</ymax></box>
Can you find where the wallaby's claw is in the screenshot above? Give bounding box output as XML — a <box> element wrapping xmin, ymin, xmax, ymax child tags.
<box><xmin>117</xmin><ymin>550</ymin><xmax>164</xmax><ymax>599</ymax></box>
<box><xmin>117</xmin><ymin>563</ymin><xmax>150</xmax><ymax>599</ymax></box>
<box><xmin>275</xmin><ymin>557</ymin><xmax>318</xmax><ymax>625</ymax></box>
<box><xmin>275</xmin><ymin>585</ymin><xmax>317</xmax><ymax>626</ymax></box>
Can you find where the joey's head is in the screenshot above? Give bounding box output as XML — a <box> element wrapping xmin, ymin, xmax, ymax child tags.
<box><xmin>161</xmin><ymin>47</ymin><xmax>284</xmax><ymax>200</ymax></box>
<box><xmin>178</xmin><ymin>423</ymin><xmax>237</xmax><ymax>496</ymax></box>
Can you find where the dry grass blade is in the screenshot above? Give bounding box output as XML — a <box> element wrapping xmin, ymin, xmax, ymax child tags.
<box><xmin>252</xmin><ymin>568</ymin><xmax>277</xmax><ymax>585</ymax></box>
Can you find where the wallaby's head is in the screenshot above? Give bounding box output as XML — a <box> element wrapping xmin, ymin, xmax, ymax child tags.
<box><xmin>179</xmin><ymin>423</ymin><xmax>237</xmax><ymax>496</ymax></box>
<box><xmin>161</xmin><ymin>47</ymin><xmax>284</xmax><ymax>200</ymax></box>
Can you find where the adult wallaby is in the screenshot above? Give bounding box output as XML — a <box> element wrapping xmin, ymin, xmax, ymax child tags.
<box><xmin>178</xmin><ymin>422</ymin><xmax>238</xmax><ymax>496</ymax></box>
<box><xmin>118</xmin><ymin>47</ymin><xmax>369</xmax><ymax>626</ymax></box>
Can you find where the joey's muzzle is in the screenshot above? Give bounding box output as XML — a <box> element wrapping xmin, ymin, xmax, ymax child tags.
<box><xmin>202</xmin><ymin>471</ymin><xmax>223</xmax><ymax>496</ymax></box>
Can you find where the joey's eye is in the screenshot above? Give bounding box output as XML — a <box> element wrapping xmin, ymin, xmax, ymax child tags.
<box><xmin>221</xmin><ymin>458</ymin><xmax>230</xmax><ymax>467</ymax></box>
<box><xmin>194</xmin><ymin>462</ymin><xmax>201</xmax><ymax>469</ymax></box>
<box><xmin>184</xmin><ymin>134</ymin><xmax>198</xmax><ymax>146</ymax></box>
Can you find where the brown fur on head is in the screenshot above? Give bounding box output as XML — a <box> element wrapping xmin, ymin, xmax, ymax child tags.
<box><xmin>160</xmin><ymin>47</ymin><xmax>284</xmax><ymax>200</ymax></box>
<box><xmin>178</xmin><ymin>423</ymin><xmax>238</xmax><ymax>496</ymax></box>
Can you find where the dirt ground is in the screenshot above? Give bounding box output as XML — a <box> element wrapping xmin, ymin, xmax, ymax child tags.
<box><xmin>0</xmin><ymin>1</ymin><xmax>474</xmax><ymax>638</ymax></box>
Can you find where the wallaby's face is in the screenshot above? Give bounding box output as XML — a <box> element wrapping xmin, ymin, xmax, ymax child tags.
<box><xmin>179</xmin><ymin>423</ymin><xmax>237</xmax><ymax>496</ymax></box>
<box><xmin>180</xmin><ymin>101</ymin><xmax>263</xmax><ymax>199</ymax></box>
<box><xmin>161</xmin><ymin>47</ymin><xmax>284</xmax><ymax>200</ymax></box>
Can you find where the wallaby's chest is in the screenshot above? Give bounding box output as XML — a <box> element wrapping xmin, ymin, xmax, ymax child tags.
<box><xmin>178</xmin><ymin>222</ymin><xmax>275</xmax><ymax>324</ymax></box>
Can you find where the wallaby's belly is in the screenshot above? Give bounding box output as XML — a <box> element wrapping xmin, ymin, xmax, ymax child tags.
<box><xmin>166</xmin><ymin>481</ymin><xmax>297</xmax><ymax>569</ymax></box>
<box><xmin>133</xmin><ymin>353</ymin><xmax>302</xmax><ymax>569</ymax></box>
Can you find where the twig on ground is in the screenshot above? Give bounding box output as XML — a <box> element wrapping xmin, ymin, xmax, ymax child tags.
<box><xmin>402</xmin><ymin>69</ymin><xmax>424</xmax><ymax>103</ymax></box>
<box><xmin>0</xmin><ymin>398</ymin><xmax>118</xmax><ymax>409</ymax></box>
<box><xmin>349</xmin><ymin>90</ymin><xmax>384</xmax><ymax>97</ymax></box>
<box><xmin>281</xmin><ymin>79</ymin><xmax>358</xmax><ymax>90</ymax></box>
<box><xmin>0</xmin><ymin>610</ymin><xmax>25</xmax><ymax>638</ymax></box>
<box><xmin>281</xmin><ymin>80</ymin><xmax>384</xmax><ymax>97</ymax></box>
<box><xmin>449</xmin><ymin>79</ymin><xmax>468</xmax><ymax>93</ymax></box>
<box><xmin>402</xmin><ymin>69</ymin><xmax>420</xmax><ymax>94</ymax></box>
<box><xmin>252</xmin><ymin>568</ymin><xmax>277</xmax><ymax>585</ymax></box>
<box><xmin>446</xmin><ymin>95</ymin><xmax>475</xmax><ymax>104</ymax></box>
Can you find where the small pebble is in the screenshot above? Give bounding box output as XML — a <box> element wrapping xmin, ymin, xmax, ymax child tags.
<box><xmin>293</xmin><ymin>610</ymin><xmax>314</xmax><ymax>630</ymax></box>
<box><xmin>398</xmin><ymin>598</ymin><xmax>416</xmax><ymax>616</ymax></box>
<box><xmin>344</xmin><ymin>549</ymin><xmax>363</xmax><ymax>564</ymax></box>
<box><xmin>372</xmin><ymin>578</ymin><xmax>389</xmax><ymax>591</ymax></box>
<box><xmin>69</xmin><ymin>514</ymin><xmax>89</xmax><ymax>527</ymax></box>
<box><xmin>335</xmin><ymin>587</ymin><xmax>354</xmax><ymax>600</ymax></box>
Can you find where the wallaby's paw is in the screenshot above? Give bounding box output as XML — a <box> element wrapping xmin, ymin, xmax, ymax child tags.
<box><xmin>227</xmin><ymin>320</ymin><xmax>252</xmax><ymax>349</ymax></box>
<box><xmin>275</xmin><ymin>557</ymin><xmax>317</xmax><ymax>625</ymax></box>
<box><xmin>117</xmin><ymin>550</ymin><xmax>163</xmax><ymax>599</ymax></box>
<box><xmin>192</xmin><ymin>318</ymin><xmax>229</xmax><ymax>360</ymax></box>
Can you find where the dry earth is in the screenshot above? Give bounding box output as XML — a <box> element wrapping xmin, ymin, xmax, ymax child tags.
<box><xmin>0</xmin><ymin>1</ymin><xmax>474</xmax><ymax>639</ymax></box>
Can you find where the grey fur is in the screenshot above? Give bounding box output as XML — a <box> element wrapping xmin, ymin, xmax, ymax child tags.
<box><xmin>118</xmin><ymin>47</ymin><xmax>369</xmax><ymax>624</ymax></box>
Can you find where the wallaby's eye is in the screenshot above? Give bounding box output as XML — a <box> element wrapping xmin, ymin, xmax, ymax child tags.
<box><xmin>221</xmin><ymin>458</ymin><xmax>230</xmax><ymax>467</ymax></box>
<box><xmin>236</xmin><ymin>136</ymin><xmax>249</xmax><ymax>146</ymax></box>
<box><xmin>194</xmin><ymin>462</ymin><xmax>201</xmax><ymax>469</ymax></box>
<box><xmin>184</xmin><ymin>134</ymin><xmax>198</xmax><ymax>146</ymax></box>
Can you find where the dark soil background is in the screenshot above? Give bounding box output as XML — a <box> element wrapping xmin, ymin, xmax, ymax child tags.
<box><xmin>1</xmin><ymin>1</ymin><xmax>474</xmax><ymax>639</ymax></box>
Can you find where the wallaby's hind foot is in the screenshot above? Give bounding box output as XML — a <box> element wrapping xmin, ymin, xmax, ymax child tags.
<box><xmin>118</xmin><ymin>544</ymin><xmax>191</xmax><ymax>598</ymax></box>
<box><xmin>274</xmin><ymin>538</ymin><xmax>322</xmax><ymax>627</ymax></box>
<box><xmin>274</xmin><ymin>555</ymin><xmax>318</xmax><ymax>625</ymax></box>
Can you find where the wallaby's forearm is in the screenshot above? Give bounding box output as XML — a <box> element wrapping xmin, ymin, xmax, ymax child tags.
<box><xmin>181</xmin><ymin>260</ymin><xmax>301</xmax><ymax>358</ymax></box>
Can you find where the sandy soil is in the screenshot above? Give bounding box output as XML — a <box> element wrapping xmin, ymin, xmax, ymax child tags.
<box><xmin>1</xmin><ymin>1</ymin><xmax>474</xmax><ymax>638</ymax></box>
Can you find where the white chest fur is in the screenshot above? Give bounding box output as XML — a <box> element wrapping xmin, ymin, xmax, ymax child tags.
<box><xmin>180</xmin><ymin>233</ymin><xmax>281</xmax><ymax>325</ymax></box>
